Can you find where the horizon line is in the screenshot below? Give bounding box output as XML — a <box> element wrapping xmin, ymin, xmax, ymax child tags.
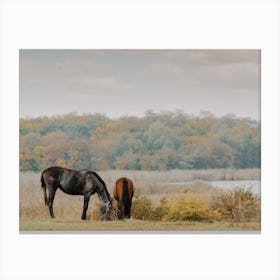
<box><xmin>19</xmin><ymin>109</ymin><xmax>260</xmax><ymax>121</ymax></box>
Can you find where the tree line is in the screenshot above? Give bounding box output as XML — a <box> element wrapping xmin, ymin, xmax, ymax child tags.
<box><xmin>20</xmin><ymin>111</ymin><xmax>261</xmax><ymax>172</ymax></box>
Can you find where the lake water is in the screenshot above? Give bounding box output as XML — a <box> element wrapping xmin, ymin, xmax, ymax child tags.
<box><xmin>209</xmin><ymin>180</ymin><xmax>260</xmax><ymax>194</ymax></box>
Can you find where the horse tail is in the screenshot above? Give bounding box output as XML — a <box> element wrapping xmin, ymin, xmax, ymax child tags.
<box><xmin>40</xmin><ymin>171</ymin><xmax>48</xmax><ymax>206</ymax></box>
<box><xmin>123</xmin><ymin>178</ymin><xmax>129</xmax><ymax>205</ymax></box>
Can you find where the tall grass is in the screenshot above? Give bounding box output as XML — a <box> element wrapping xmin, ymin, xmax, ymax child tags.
<box><xmin>19</xmin><ymin>169</ymin><xmax>260</xmax><ymax>223</ymax></box>
<box><xmin>20</xmin><ymin>172</ymin><xmax>101</xmax><ymax>220</ymax></box>
<box><xmin>99</xmin><ymin>168</ymin><xmax>260</xmax><ymax>185</ymax></box>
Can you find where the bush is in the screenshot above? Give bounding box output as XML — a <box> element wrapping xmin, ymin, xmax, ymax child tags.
<box><xmin>131</xmin><ymin>194</ymin><xmax>216</xmax><ymax>222</ymax></box>
<box><xmin>131</xmin><ymin>196</ymin><xmax>154</xmax><ymax>220</ymax></box>
<box><xmin>130</xmin><ymin>187</ymin><xmax>260</xmax><ymax>223</ymax></box>
<box><xmin>211</xmin><ymin>187</ymin><xmax>260</xmax><ymax>222</ymax></box>
<box><xmin>163</xmin><ymin>196</ymin><xmax>213</xmax><ymax>222</ymax></box>
<box><xmin>152</xmin><ymin>198</ymin><xmax>169</xmax><ymax>221</ymax></box>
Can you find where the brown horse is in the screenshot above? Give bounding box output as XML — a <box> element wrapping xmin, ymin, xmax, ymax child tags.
<box><xmin>113</xmin><ymin>177</ymin><xmax>134</xmax><ymax>220</ymax></box>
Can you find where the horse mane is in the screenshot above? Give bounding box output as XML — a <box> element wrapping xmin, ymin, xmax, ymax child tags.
<box><xmin>91</xmin><ymin>171</ymin><xmax>111</xmax><ymax>201</ymax></box>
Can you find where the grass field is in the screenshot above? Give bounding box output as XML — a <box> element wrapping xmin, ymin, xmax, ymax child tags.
<box><xmin>20</xmin><ymin>219</ymin><xmax>260</xmax><ymax>232</ymax></box>
<box><xmin>20</xmin><ymin>169</ymin><xmax>261</xmax><ymax>232</ymax></box>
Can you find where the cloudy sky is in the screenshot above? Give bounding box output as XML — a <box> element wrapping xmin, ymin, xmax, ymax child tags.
<box><xmin>19</xmin><ymin>49</ymin><xmax>260</xmax><ymax>119</ymax></box>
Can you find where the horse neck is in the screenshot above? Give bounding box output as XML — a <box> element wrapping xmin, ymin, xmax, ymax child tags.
<box><xmin>90</xmin><ymin>171</ymin><xmax>110</xmax><ymax>204</ymax></box>
<box><xmin>97</xmin><ymin>186</ymin><xmax>110</xmax><ymax>204</ymax></box>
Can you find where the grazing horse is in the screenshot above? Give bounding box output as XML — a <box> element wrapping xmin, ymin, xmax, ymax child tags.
<box><xmin>113</xmin><ymin>177</ymin><xmax>134</xmax><ymax>220</ymax></box>
<box><xmin>40</xmin><ymin>166</ymin><xmax>112</xmax><ymax>220</ymax></box>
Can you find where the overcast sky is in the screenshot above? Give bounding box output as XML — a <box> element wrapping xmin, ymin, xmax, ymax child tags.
<box><xmin>19</xmin><ymin>49</ymin><xmax>260</xmax><ymax>120</ymax></box>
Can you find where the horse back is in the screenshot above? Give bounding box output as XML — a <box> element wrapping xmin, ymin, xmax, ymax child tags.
<box><xmin>113</xmin><ymin>177</ymin><xmax>134</xmax><ymax>201</ymax></box>
<box><xmin>42</xmin><ymin>166</ymin><xmax>87</xmax><ymax>195</ymax></box>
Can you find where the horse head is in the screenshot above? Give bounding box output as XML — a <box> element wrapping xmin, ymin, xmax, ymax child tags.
<box><xmin>100</xmin><ymin>200</ymin><xmax>112</xmax><ymax>221</ymax></box>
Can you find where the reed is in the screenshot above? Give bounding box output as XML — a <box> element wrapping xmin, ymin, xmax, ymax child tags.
<box><xmin>98</xmin><ymin>168</ymin><xmax>260</xmax><ymax>185</ymax></box>
<box><xmin>19</xmin><ymin>169</ymin><xmax>260</xmax><ymax>223</ymax></box>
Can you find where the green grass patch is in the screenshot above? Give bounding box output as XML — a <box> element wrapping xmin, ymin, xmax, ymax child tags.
<box><xmin>20</xmin><ymin>218</ymin><xmax>260</xmax><ymax>232</ymax></box>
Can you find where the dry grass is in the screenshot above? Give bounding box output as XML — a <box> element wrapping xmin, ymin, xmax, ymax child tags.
<box><xmin>99</xmin><ymin>168</ymin><xmax>260</xmax><ymax>185</ymax></box>
<box><xmin>20</xmin><ymin>172</ymin><xmax>102</xmax><ymax>221</ymax></box>
<box><xmin>19</xmin><ymin>170</ymin><xmax>261</xmax><ymax>231</ymax></box>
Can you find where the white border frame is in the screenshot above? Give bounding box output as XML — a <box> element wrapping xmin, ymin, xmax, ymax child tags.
<box><xmin>1</xmin><ymin>1</ymin><xmax>279</xmax><ymax>280</ymax></box>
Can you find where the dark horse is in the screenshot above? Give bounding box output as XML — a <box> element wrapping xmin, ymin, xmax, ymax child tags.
<box><xmin>113</xmin><ymin>177</ymin><xmax>134</xmax><ymax>220</ymax></box>
<box><xmin>40</xmin><ymin>166</ymin><xmax>112</xmax><ymax>220</ymax></box>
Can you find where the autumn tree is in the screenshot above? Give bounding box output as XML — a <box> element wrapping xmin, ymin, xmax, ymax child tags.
<box><xmin>19</xmin><ymin>112</ymin><xmax>260</xmax><ymax>171</ymax></box>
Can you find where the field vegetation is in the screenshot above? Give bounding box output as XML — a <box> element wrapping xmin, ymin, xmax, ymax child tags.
<box><xmin>20</xmin><ymin>170</ymin><xmax>260</xmax><ymax>231</ymax></box>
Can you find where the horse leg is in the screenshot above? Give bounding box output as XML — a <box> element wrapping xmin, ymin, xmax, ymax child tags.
<box><xmin>81</xmin><ymin>195</ymin><xmax>90</xmax><ymax>220</ymax></box>
<box><xmin>118</xmin><ymin>200</ymin><xmax>125</xmax><ymax>220</ymax></box>
<box><xmin>126</xmin><ymin>201</ymin><xmax>132</xmax><ymax>219</ymax></box>
<box><xmin>48</xmin><ymin>187</ymin><xmax>57</xmax><ymax>219</ymax></box>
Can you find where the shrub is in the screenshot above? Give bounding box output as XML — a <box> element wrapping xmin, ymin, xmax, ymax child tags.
<box><xmin>211</xmin><ymin>187</ymin><xmax>260</xmax><ymax>222</ymax></box>
<box><xmin>152</xmin><ymin>197</ymin><xmax>169</xmax><ymax>221</ymax></box>
<box><xmin>163</xmin><ymin>196</ymin><xmax>212</xmax><ymax>222</ymax></box>
<box><xmin>130</xmin><ymin>187</ymin><xmax>261</xmax><ymax>223</ymax></box>
<box><xmin>131</xmin><ymin>196</ymin><xmax>154</xmax><ymax>220</ymax></box>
